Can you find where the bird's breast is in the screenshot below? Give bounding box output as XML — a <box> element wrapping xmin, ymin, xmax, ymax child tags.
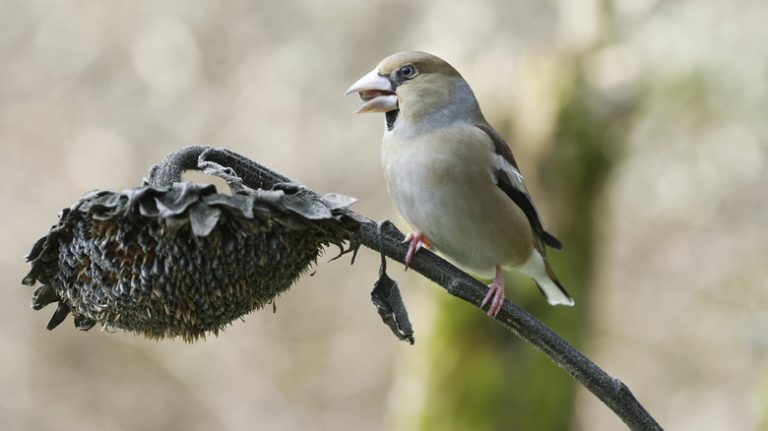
<box><xmin>381</xmin><ymin>125</ymin><xmax>533</xmax><ymax>277</ymax></box>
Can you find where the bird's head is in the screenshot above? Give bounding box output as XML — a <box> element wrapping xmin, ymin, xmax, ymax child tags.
<box><xmin>346</xmin><ymin>51</ymin><xmax>480</xmax><ymax>126</ymax></box>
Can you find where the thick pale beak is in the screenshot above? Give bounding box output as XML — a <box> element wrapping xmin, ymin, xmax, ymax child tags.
<box><xmin>345</xmin><ymin>67</ymin><xmax>397</xmax><ymax>113</ymax></box>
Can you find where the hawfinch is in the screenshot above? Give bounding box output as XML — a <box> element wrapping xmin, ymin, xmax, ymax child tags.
<box><xmin>346</xmin><ymin>51</ymin><xmax>574</xmax><ymax>316</ymax></box>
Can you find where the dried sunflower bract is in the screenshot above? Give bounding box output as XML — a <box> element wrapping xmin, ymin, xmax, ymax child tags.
<box><xmin>22</xmin><ymin>182</ymin><xmax>358</xmax><ymax>341</ymax></box>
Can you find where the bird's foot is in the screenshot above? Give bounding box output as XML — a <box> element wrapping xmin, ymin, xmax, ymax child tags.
<box><xmin>402</xmin><ymin>231</ymin><xmax>430</xmax><ymax>269</ymax></box>
<box><xmin>481</xmin><ymin>266</ymin><xmax>505</xmax><ymax>317</ymax></box>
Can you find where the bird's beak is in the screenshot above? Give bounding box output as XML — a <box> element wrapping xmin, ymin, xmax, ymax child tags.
<box><xmin>345</xmin><ymin>67</ymin><xmax>397</xmax><ymax>113</ymax></box>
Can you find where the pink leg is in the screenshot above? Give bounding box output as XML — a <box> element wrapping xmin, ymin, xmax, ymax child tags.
<box><xmin>481</xmin><ymin>266</ymin><xmax>505</xmax><ymax>317</ymax></box>
<box><xmin>403</xmin><ymin>231</ymin><xmax>429</xmax><ymax>269</ymax></box>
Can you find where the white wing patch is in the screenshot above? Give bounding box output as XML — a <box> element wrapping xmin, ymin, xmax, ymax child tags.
<box><xmin>492</xmin><ymin>153</ymin><xmax>527</xmax><ymax>192</ymax></box>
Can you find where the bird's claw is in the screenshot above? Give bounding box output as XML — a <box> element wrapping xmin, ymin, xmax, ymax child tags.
<box><xmin>481</xmin><ymin>284</ymin><xmax>505</xmax><ymax>317</ymax></box>
<box><xmin>403</xmin><ymin>232</ymin><xmax>429</xmax><ymax>270</ymax></box>
<box><xmin>481</xmin><ymin>267</ymin><xmax>505</xmax><ymax>317</ymax></box>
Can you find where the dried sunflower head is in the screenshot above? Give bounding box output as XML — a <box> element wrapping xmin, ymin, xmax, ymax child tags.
<box><xmin>23</xmin><ymin>182</ymin><xmax>358</xmax><ymax>341</ymax></box>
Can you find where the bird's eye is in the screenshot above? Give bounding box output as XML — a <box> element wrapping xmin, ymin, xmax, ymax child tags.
<box><xmin>399</xmin><ymin>64</ymin><xmax>416</xmax><ymax>78</ymax></box>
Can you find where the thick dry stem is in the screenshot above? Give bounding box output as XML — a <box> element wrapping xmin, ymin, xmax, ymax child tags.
<box><xmin>355</xmin><ymin>221</ymin><xmax>661</xmax><ymax>431</ymax></box>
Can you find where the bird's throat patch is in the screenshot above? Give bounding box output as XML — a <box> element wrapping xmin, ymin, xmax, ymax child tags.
<box><xmin>385</xmin><ymin>110</ymin><xmax>399</xmax><ymax>131</ymax></box>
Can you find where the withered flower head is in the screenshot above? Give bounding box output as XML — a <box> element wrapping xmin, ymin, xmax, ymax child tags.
<box><xmin>23</xmin><ymin>181</ymin><xmax>357</xmax><ymax>341</ymax></box>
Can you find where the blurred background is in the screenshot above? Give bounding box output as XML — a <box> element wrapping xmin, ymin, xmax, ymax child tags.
<box><xmin>1</xmin><ymin>0</ymin><xmax>767</xmax><ymax>430</ymax></box>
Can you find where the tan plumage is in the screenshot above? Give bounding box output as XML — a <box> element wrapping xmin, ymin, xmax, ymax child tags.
<box><xmin>382</xmin><ymin>123</ymin><xmax>533</xmax><ymax>277</ymax></box>
<box><xmin>347</xmin><ymin>51</ymin><xmax>574</xmax><ymax>315</ymax></box>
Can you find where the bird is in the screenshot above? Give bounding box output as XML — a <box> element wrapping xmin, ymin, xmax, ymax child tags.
<box><xmin>346</xmin><ymin>51</ymin><xmax>574</xmax><ymax>316</ymax></box>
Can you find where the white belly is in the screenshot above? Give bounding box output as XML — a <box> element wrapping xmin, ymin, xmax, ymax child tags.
<box><xmin>382</xmin><ymin>125</ymin><xmax>533</xmax><ymax>278</ymax></box>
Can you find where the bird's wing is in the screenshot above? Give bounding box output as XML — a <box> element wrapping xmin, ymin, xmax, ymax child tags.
<box><xmin>475</xmin><ymin>122</ymin><xmax>562</xmax><ymax>250</ymax></box>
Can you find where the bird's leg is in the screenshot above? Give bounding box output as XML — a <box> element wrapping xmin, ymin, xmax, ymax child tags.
<box><xmin>481</xmin><ymin>266</ymin><xmax>505</xmax><ymax>317</ymax></box>
<box><xmin>402</xmin><ymin>231</ymin><xmax>430</xmax><ymax>269</ymax></box>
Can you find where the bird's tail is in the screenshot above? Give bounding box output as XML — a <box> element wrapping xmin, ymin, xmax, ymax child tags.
<box><xmin>518</xmin><ymin>251</ymin><xmax>575</xmax><ymax>306</ymax></box>
<box><xmin>532</xmin><ymin>274</ymin><xmax>574</xmax><ymax>306</ymax></box>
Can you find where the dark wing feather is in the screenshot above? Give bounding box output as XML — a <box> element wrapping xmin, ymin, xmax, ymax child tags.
<box><xmin>495</xmin><ymin>172</ymin><xmax>562</xmax><ymax>250</ymax></box>
<box><xmin>476</xmin><ymin>123</ymin><xmax>519</xmax><ymax>169</ymax></box>
<box><xmin>475</xmin><ymin>123</ymin><xmax>563</xmax><ymax>250</ymax></box>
